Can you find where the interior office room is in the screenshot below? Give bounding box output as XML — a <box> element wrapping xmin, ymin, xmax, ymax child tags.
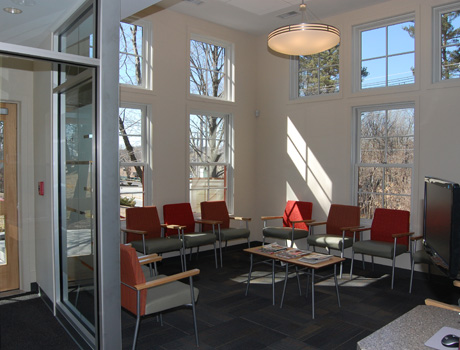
<box><xmin>1</xmin><ymin>0</ymin><xmax>460</xmax><ymax>349</ymax></box>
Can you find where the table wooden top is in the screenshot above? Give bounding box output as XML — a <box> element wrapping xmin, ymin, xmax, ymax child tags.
<box><xmin>244</xmin><ymin>246</ymin><xmax>344</xmax><ymax>269</ymax></box>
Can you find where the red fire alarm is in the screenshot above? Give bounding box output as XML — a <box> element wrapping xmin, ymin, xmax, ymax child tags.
<box><xmin>38</xmin><ymin>182</ymin><xmax>44</xmax><ymax>196</ymax></box>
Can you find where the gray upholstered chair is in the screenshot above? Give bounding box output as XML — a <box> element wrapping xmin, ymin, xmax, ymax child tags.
<box><xmin>307</xmin><ymin>204</ymin><xmax>360</xmax><ymax>278</ymax></box>
<box><xmin>262</xmin><ymin>200</ymin><xmax>313</xmax><ymax>247</ymax></box>
<box><xmin>409</xmin><ymin>235</ymin><xmax>433</xmax><ymax>293</ymax></box>
<box><xmin>121</xmin><ymin>206</ymin><xmax>185</xmax><ymax>270</ymax></box>
<box><xmin>163</xmin><ymin>202</ymin><xmax>218</xmax><ymax>269</ymax></box>
<box><xmin>200</xmin><ymin>201</ymin><xmax>251</xmax><ymax>267</ymax></box>
<box><xmin>350</xmin><ymin>208</ymin><xmax>413</xmax><ymax>289</ymax></box>
<box><xmin>120</xmin><ymin>244</ymin><xmax>200</xmax><ymax>350</ymax></box>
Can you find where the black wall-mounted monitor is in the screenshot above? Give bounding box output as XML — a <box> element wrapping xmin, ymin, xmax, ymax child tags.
<box><xmin>423</xmin><ymin>176</ymin><xmax>460</xmax><ymax>278</ymax></box>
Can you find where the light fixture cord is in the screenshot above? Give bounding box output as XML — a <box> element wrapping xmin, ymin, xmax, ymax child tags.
<box><xmin>300</xmin><ymin>0</ymin><xmax>307</xmax><ymax>24</ymax></box>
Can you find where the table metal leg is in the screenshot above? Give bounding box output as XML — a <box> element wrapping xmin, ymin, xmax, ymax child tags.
<box><xmin>311</xmin><ymin>269</ymin><xmax>315</xmax><ymax>319</ymax></box>
<box><xmin>245</xmin><ymin>253</ymin><xmax>253</xmax><ymax>296</ymax></box>
<box><xmin>272</xmin><ymin>259</ymin><xmax>275</xmax><ymax>305</ymax></box>
<box><xmin>280</xmin><ymin>262</ymin><xmax>289</xmax><ymax>308</ymax></box>
<box><xmin>295</xmin><ymin>266</ymin><xmax>302</xmax><ymax>295</ymax></box>
<box><xmin>334</xmin><ymin>264</ymin><xmax>341</xmax><ymax>308</ymax></box>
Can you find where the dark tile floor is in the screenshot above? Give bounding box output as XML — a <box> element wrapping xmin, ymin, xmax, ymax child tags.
<box><xmin>2</xmin><ymin>243</ymin><xmax>460</xmax><ymax>350</ymax></box>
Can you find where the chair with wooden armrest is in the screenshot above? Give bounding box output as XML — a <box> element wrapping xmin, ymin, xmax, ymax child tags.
<box><xmin>409</xmin><ymin>235</ymin><xmax>433</xmax><ymax>293</ymax></box>
<box><xmin>200</xmin><ymin>201</ymin><xmax>251</xmax><ymax>267</ymax></box>
<box><xmin>121</xmin><ymin>206</ymin><xmax>184</xmax><ymax>271</ymax></box>
<box><xmin>350</xmin><ymin>208</ymin><xmax>413</xmax><ymax>290</ymax></box>
<box><xmin>163</xmin><ymin>202</ymin><xmax>218</xmax><ymax>269</ymax></box>
<box><xmin>120</xmin><ymin>244</ymin><xmax>200</xmax><ymax>350</ymax></box>
<box><xmin>306</xmin><ymin>204</ymin><xmax>361</xmax><ymax>278</ymax></box>
<box><xmin>262</xmin><ymin>200</ymin><xmax>313</xmax><ymax>248</ymax></box>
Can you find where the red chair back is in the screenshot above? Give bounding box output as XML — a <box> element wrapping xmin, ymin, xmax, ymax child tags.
<box><xmin>120</xmin><ymin>244</ymin><xmax>147</xmax><ymax>316</ymax></box>
<box><xmin>283</xmin><ymin>201</ymin><xmax>313</xmax><ymax>231</ymax></box>
<box><xmin>371</xmin><ymin>208</ymin><xmax>410</xmax><ymax>247</ymax></box>
<box><xmin>200</xmin><ymin>201</ymin><xmax>230</xmax><ymax>232</ymax></box>
<box><xmin>163</xmin><ymin>203</ymin><xmax>196</xmax><ymax>235</ymax></box>
<box><xmin>125</xmin><ymin>206</ymin><xmax>162</xmax><ymax>243</ymax></box>
<box><xmin>327</xmin><ymin>204</ymin><xmax>361</xmax><ymax>238</ymax></box>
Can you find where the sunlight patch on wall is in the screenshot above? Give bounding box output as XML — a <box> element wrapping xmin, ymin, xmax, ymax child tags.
<box><xmin>287</xmin><ymin>117</ymin><xmax>306</xmax><ymax>180</ymax></box>
<box><xmin>307</xmin><ymin>147</ymin><xmax>331</xmax><ymax>214</ymax></box>
<box><xmin>286</xmin><ymin>181</ymin><xmax>299</xmax><ymax>202</ymax></box>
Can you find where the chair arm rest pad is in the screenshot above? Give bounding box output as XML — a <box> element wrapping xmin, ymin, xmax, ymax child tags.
<box><xmin>454</xmin><ymin>280</ymin><xmax>460</xmax><ymax>288</ymax></box>
<box><xmin>425</xmin><ymin>298</ymin><xmax>460</xmax><ymax>312</ymax></box>
<box><xmin>195</xmin><ymin>219</ymin><xmax>223</xmax><ymax>225</ymax></box>
<box><xmin>138</xmin><ymin>254</ymin><xmax>162</xmax><ymax>265</ymax></box>
<box><xmin>121</xmin><ymin>228</ymin><xmax>148</xmax><ymax>235</ymax></box>
<box><xmin>309</xmin><ymin>221</ymin><xmax>326</xmax><ymax>227</ymax></box>
<box><xmin>392</xmin><ymin>232</ymin><xmax>414</xmax><ymax>238</ymax></box>
<box><xmin>411</xmin><ymin>235</ymin><xmax>423</xmax><ymax>241</ymax></box>
<box><xmin>351</xmin><ymin>226</ymin><xmax>370</xmax><ymax>233</ymax></box>
<box><xmin>261</xmin><ymin>216</ymin><xmax>283</xmax><ymax>221</ymax></box>
<box><xmin>341</xmin><ymin>225</ymin><xmax>364</xmax><ymax>231</ymax></box>
<box><xmin>135</xmin><ymin>269</ymin><xmax>200</xmax><ymax>290</ymax></box>
<box><xmin>164</xmin><ymin>224</ymin><xmax>186</xmax><ymax>230</ymax></box>
<box><xmin>230</xmin><ymin>216</ymin><xmax>251</xmax><ymax>221</ymax></box>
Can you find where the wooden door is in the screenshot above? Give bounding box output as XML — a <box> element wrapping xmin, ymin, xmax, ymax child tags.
<box><xmin>0</xmin><ymin>102</ymin><xmax>18</xmax><ymax>292</ymax></box>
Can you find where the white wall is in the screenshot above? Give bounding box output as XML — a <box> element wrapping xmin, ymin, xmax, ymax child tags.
<box><xmin>121</xmin><ymin>9</ymin><xmax>259</xmax><ymax>236</ymax></box>
<box><xmin>254</xmin><ymin>0</ymin><xmax>460</xmax><ymax>271</ymax></box>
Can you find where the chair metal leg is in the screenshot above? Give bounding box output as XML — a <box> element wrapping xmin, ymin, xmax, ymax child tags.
<box><xmin>219</xmin><ymin>239</ymin><xmax>223</xmax><ymax>268</ymax></box>
<box><xmin>362</xmin><ymin>254</ymin><xmax>365</xmax><ymax>269</ymax></box>
<box><xmin>133</xmin><ymin>290</ymin><xmax>141</xmax><ymax>350</ymax></box>
<box><xmin>295</xmin><ymin>266</ymin><xmax>302</xmax><ymax>295</ymax></box>
<box><xmin>245</xmin><ymin>254</ymin><xmax>253</xmax><ymax>296</ymax></box>
<box><xmin>213</xmin><ymin>242</ymin><xmax>218</xmax><ymax>269</ymax></box>
<box><xmin>350</xmin><ymin>249</ymin><xmax>354</xmax><ymax>280</ymax></box>
<box><xmin>189</xmin><ymin>276</ymin><xmax>199</xmax><ymax>347</ymax></box>
<box><xmin>371</xmin><ymin>256</ymin><xmax>374</xmax><ymax>271</ymax></box>
<box><xmin>280</xmin><ymin>262</ymin><xmax>289</xmax><ymax>308</ymax></box>
<box><xmin>334</xmin><ymin>264</ymin><xmax>341</xmax><ymax>308</ymax></box>
<box><xmin>409</xmin><ymin>256</ymin><xmax>415</xmax><ymax>293</ymax></box>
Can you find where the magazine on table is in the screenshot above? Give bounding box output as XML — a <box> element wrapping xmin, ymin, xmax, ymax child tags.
<box><xmin>275</xmin><ymin>249</ymin><xmax>312</xmax><ymax>259</ymax></box>
<box><xmin>298</xmin><ymin>252</ymin><xmax>333</xmax><ymax>264</ymax></box>
<box><xmin>259</xmin><ymin>242</ymin><xmax>287</xmax><ymax>253</ymax></box>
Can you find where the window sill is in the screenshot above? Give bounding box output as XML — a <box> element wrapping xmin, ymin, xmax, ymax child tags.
<box><xmin>288</xmin><ymin>91</ymin><xmax>342</xmax><ymax>104</ymax></box>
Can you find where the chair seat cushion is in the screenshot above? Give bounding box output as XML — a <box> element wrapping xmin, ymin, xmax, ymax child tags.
<box><xmin>183</xmin><ymin>233</ymin><xmax>216</xmax><ymax>248</ymax></box>
<box><xmin>353</xmin><ymin>240</ymin><xmax>407</xmax><ymax>259</ymax></box>
<box><xmin>144</xmin><ymin>276</ymin><xmax>199</xmax><ymax>315</ymax></box>
<box><xmin>413</xmin><ymin>249</ymin><xmax>432</xmax><ymax>264</ymax></box>
<box><xmin>263</xmin><ymin>227</ymin><xmax>308</xmax><ymax>241</ymax></box>
<box><xmin>210</xmin><ymin>228</ymin><xmax>250</xmax><ymax>241</ymax></box>
<box><xmin>131</xmin><ymin>237</ymin><xmax>183</xmax><ymax>255</ymax></box>
<box><xmin>307</xmin><ymin>234</ymin><xmax>353</xmax><ymax>250</ymax></box>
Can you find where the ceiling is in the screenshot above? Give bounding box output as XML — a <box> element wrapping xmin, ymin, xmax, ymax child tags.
<box><xmin>0</xmin><ymin>0</ymin><xmax>390</xmax><ymax>48</ymax></box>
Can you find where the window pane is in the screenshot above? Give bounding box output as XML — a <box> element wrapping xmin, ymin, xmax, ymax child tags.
<box><xmin>358</xmin><ymin>167</ymin><xmax>383</xmax><ymax>193</ymax></box>
<box><xmin>358</xmin><ymin>193</ymin><xmax>383</xmax><ymax>220</ymax></box>
<box><xmin>441</xmin><ymin>11</ymin><xmax>460</xmax><ymax>46</ymax></box>
<box><xmin>387</xmin><ymin>137</ymin><xmax>414</xmax><ymax>164</ymax></box>
<box><xmin>387</xmin><ymin>108</ymin><xmax>415</xmax><ymax>136</ymax></box>
<box><xmin>119</xmin><ymin>108</ymin><xmax>143</xmax><ymax>163</ymax></box>
<box><xmin>385</xmin><ymin>168</ymin><xmax>411</xmax><ymax>194</ymax></box>
<box><xmin>320</xmin><ymin>66</ymin><xmax>339</xmax><ymax>94</ymax></box>
<box><xmin>208</xmin><ymin>189</ymin><xmax>225</xmax><ymax>202</ymax></box>
<box><xmin>384</xmin><ymin>194</ymin><xmax>411</xmax><ymax>211</ymax></box>
<box><xmin>360</xmin><ymin>111</ymin><xmax>386</xmax><ymax>138</ymax></box>
<box><xmin>299</xmin><ymin>70</ymin><xmax>319</xmax><ymax>96</ymax></box>
<box><xmin>361</xmin><ymin>27</ymin><xmax>386</xmax><ymax>60</ymax></box>
<box><xmin>388</xmin><ymin>21</ymin><xmax>414</xmax><ymax>55</ymax></box>
<box><xmin>190</xmin><ymin>190</ymin><xmax>207</xmax><ymax>213</ymax></box>
<box><xmin>388</xmin><ymin>53</ymin><xmax>415</xmax><ymax>86</ymax></box>
<box><xmin>360</xmin><ymin>138</ymin><xmax>385</xmax><ymax>163</ymax></box>
<box><xmin>119</xmin><ymin>23</ymin><xmax>143</xmax><ymax>86</ymax></box>
<box><xmin>190</xmin><ymin>165</ymin><xmax>208</xmax><ymax>187</ymax></box>
<box><xmin>441</xmin><ymin>46</ymin><xmax>460</xmax><ymax>80</ymax></box>
<box><xmin>361</xmin><ymin>57</ymin><xmax>386</xmax><ymax>89</ymax></box>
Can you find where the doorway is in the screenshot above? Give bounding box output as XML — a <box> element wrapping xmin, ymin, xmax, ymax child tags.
<box><xmin>0</xmin><ymin>102</ymin><xmax>18</xmax><ymax>292</ymax></box>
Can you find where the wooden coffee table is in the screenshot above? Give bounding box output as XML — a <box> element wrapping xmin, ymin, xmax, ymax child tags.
<box><xmin>244</xmin><ymin>245</ymin><xmax>344</xmax><ymax>319</ymax></box>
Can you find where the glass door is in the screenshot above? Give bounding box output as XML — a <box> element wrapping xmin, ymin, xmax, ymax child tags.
<box><xmin>57</xmin><ymin>66</ymin><xmax>96</xmax><ymax>332</ymax></box>
<box><xmin>0</xmin><ymin>102</ymin><xmax>18</xmax><ymax>292</ymax></box>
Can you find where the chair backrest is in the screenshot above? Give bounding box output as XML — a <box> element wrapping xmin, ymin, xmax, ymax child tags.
<box><xmin>371</xmin><ymin>208</ymin><xmax>410</xmax><ymax>247</ymax></box>
<box><xmin>163</xmin><ymin>202</ymin><xmax>196</xmax><ymax>235</ymax></box>
<box><xmin>125</xmin><ymin>206</ymin><xmax>162</xmax><ymax>243</ymax></box>
<box><xmin>200</xmin><ymin>201</ymin><xmax>230</xmax><ymax>231</ymax></box>
<box><xmin>120</xmin><ymin>244</ymin><xmax>147</xmax><ymax>316</ymax></box>
<box><xmin>283</xmin><ymin>201</ymin><xmax>313</xmax><ymax>231</ymax></box>
<box><xmin>326</xmin><ymin>204</ymin><xmax>361</xmax><ymax>237</ymax></box>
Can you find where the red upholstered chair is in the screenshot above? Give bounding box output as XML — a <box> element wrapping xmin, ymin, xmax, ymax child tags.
<box><xmin>163</xmin><ymin>203</ymin><xmax>218</xmax><ymax>269</ymax></box>
<box><xmin>121</xmin><ymin>206</ymin><xmax>184</xmax><ymax>269</ymax></box>
<box><xmin>262</xmin><ymin>200</ymin><xmax>313</xmax><ymax>247</ymax></box>
<box><xmin>120</xmin><ymin>244</ymin><xmax>200</xmax><ymax>350</ymax></box>
<box><xmin>350</xmin><ymin>208</ymin><xmax>413</xmax><ymax>289</ymax></box>
<box><xmin>200</xmin><ymin>201</ymin><xmax>251</xmax><ymax>267</ymax></box>
<box><xmin>307</xmin><ymin>204</ymin><xmax>361</xmax><ymax>278</ymax></box>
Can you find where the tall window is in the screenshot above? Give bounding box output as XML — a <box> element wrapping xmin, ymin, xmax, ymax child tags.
<box><xmin>119</xmin><ymin>105</ymin><xmax>150</xmax><ymax>217</ymax></box>
<box><xmin>119</xmin><ymin>20</ymin><xmax>151</xmax><ymax>88</ymax></box>
<box><xmin>353</xmin><ymin>104</ymin><xmax>415</xmax><ymax>220</ymax></box>
<box><xmin>433</xmin><ymin>3</ymin><xmax>460</xmax><ymax>82</ymax></box>
<box><xmin>189</xmin><ymin>112</ymin><xmax>232</xmax><ymax>214</ymax></box>
<box><xmin>190</xmin><ymin>35</ymin><xmax>234</xmax><ymax>101</ymax></box>
<box><xmin>291</xmin><ymin>45</ymin><xmax>339</xmax><ymax>98</ymax></box>
<box><xmin>354</xmin><ymin>14</ymin><xmax>415</xmax><ymax>90</ymax></box>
